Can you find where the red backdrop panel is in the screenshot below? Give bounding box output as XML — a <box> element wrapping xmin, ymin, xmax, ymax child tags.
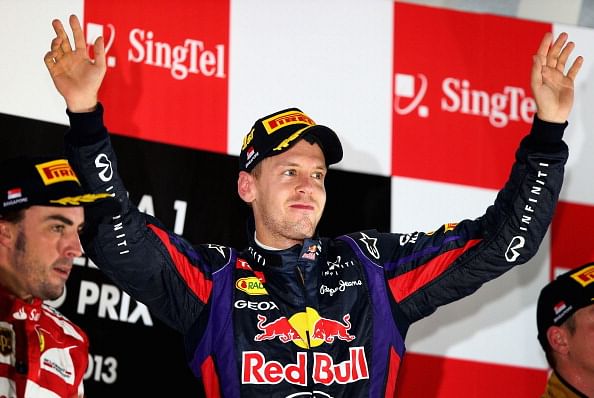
<box><xmin>551</xmin><ymin>201</ymin><xmax>594</xmax><ymax>275</ymax></box>
<box><xmin>84</xmin><ymin>0</ymin><xmax>229</xmax><ymax>153</ymax></box>
<box><xmin>395</xmin><ymin>352</ymin><xmax>547</xmax><ymax>397</ymax></box>
<box><xmin>393</xmin><ymin>3</ymin><xmax>551</xmax><ymax>190</ymax></box>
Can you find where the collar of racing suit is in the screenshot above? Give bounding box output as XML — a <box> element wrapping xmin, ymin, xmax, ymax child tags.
<box><xmin>241</xmin><ymin>214</ymin><xmax>326</xmax><ymax>312</ymax></box>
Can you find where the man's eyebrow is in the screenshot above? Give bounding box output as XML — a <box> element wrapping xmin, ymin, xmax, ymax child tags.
<box><xmin>279</xmin><ymin>161</ymin><xmax>327</xmax><ymax>171</ymax></box>
<box><xmin>44</xmin><ymin>214</ymin><xmax>74</xmax><ymax>226</ymax></box>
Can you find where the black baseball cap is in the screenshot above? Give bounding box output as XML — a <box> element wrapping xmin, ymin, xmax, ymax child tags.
<box><xmin>239</xmin><ymin>108</ymin><xmax>343</xmax><ymax>172</ymax></box>
<box><xmin>0</xmin><ymin>155</ymin><xmax>113</xmax><ymax>216</ymax></box>
<box><xmin>536</xmin><ymin>262</ymin><xmax>594</xmax><ymax>349</ymax></box>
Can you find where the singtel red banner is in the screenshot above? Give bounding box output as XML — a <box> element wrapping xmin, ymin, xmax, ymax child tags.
<box><xmin>84</xmin><ymin>0</ymin><xmax>230</xmax><ymax>153</ymax></box>
<box><xmin>392</xmin><ymin>3</ymin><xmax>550</xmax><ymax>190</ymax></box>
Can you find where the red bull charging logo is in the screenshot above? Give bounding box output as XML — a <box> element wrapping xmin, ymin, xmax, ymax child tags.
<box><xmin>254</xmin><ymin>307</ymin><xmax>355</xmax><ymax>349</ymax></box>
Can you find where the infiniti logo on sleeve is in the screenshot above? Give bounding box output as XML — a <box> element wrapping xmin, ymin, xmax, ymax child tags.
<box><xmin>505</xmin><ymin>236</ymin><xmax>526</xmax><ymax>262</ymax></box>
<box><xmin>95</xmin><ymin>154</ymin><xmax>113</xmax><ymax>182</ymax></box>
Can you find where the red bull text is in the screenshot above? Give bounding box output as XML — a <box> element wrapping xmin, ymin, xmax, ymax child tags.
<box><xmin>242</xmin><ymin>347</ymin><xmax>369</xmax><ymax>386</ymax></box>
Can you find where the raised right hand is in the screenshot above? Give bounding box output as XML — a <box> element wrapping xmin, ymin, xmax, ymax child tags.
<box><xmin>44</xmin><ymin>14</ymin><xmax>106</xmax><ymax>113</ymax></box>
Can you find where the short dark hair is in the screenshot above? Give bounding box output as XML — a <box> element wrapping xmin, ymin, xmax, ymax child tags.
<box><xmin>250</xmin><ymin>161</ymin><xmax>263</xmax><ymax>179</ymax></box>
<box><xmin>0</xmin><ymin>208</ymin><xmax>26</xmax><ymax>224</ymax></box>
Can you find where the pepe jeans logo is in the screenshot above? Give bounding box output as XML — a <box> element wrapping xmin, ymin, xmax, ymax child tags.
<box><xmin>320</xmin><ymin>280</ymin><xmax>362</xmax><ymax>297</ymax></box>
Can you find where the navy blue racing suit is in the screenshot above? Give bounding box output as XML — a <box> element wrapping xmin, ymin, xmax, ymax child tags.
<box><xmin>65</xmin><ymin>104</ymin><xmax>568</xmax><ymax>397</ymax></box>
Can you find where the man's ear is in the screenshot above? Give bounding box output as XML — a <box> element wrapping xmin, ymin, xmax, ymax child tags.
<box><xmin>238</xmin><ymin>171</ymin><xmax>256</xmax><ymax>203</ymax></box>
<box><xmin>547</xmin><ymin>326</ymin><xmax>569</xmax><ymax>355</ymax></box>
<box><xmin>0</xmin><ymin>221</ymin><xmax>15</xmax><ymax>248</ymax></box>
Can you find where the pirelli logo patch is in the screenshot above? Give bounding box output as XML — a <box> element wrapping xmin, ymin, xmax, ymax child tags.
<box><xmin>570</xmin><ymin>264</ymin><xmax>594</xmax><ymax>287</ymax></box>
<box><xmin>35</xmin><ymin>159</ymin><xmax>80</xmax><ymax>186</ymax></box>
<box><xmin>263</xmin><ymin>111</ymin><xmax>316</xmax><ymax>135</ymax></box>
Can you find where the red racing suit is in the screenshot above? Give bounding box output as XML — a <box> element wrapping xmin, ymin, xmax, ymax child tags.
<box><xmin>0</xmin><ymin>286</ymin><xmax>88</xmax><ymax>398</ymax></box>
<box><xmin>65</xmin><ymin>104</ymin><xmax>568</xmax><ymax>397</ymax></box>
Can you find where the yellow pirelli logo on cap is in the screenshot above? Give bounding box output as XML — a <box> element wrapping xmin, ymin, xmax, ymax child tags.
<box><xmin>263</xmin><ymin>111</ymin><xmax>316</xmax><ymax>135</ymax></box>
<box><xmin>35</xmin><ymin>160</ymin><xmax>80</xmax><ymax>186</ymax></box>
<box><xmin>570</xmin><ymin>265</ymin><xmax>594</xmax><ymax>287</ymax></box>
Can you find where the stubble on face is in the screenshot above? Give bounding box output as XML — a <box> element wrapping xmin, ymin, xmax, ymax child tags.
<box><xmin>250</xmin><ymin>140</ymin><xmax>327</xmax><ymax>248</ymax></box>
<box><xmin>260</xmin><ymin>206</ymin><xmax>317</xmax><ymax>244</ymax></box>
<box><xmin>12</xmin><ymin>226</ymin><xmax>67</xmax><ymax>301</ymax></box>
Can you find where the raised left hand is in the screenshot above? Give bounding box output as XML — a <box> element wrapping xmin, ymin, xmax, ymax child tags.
<box><xmin>531</xmin><ymin>32</ymin><xmax>583</xmax><ymax>123</ymax></box>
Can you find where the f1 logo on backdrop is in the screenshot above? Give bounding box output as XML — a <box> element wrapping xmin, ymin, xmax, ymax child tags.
<box><xmin>84</xmin><ymin>0</ymin><xmax>230</xmax><ymax>154</ymax></box>
<box><xmin>392</xmin><ymin>3</ymin><xmax>551</xmax><ymax>190</ymax></box>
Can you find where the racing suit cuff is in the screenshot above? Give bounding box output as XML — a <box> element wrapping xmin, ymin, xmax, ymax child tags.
<box><xmin>64</xmin><ymin>102</ymin><xmax>109</xmax><ymax>146</ymax></box>
<box><xmin>521</xmin><ymin>115</ymin><xmax>567</xmax><ymax>153</ymax></box>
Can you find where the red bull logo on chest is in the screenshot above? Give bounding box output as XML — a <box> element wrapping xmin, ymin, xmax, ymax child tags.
<box><xmin>253</xmin><ymin>307</ymin><xmax>356</xmax><ymax>350</ymax></box>
<box><xmin>242</xmin><ymin>347</ymin><xmax>369</xmax><ymax>386</ymax></box>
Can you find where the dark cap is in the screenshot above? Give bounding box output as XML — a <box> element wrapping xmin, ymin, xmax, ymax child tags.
<box><xmin>239</xmin><ymin>108</ymin><xmax>343</xmax><ymax>172</ymax></box>
<box><xmin>0</xmin><ymin>155</ymin><xmax>113</xmax><ymax>215</ymax></box>
<box><xmin>536</xmin><ymin>262</ymin><xmax>594</xmax><ymax>349</ymax></box>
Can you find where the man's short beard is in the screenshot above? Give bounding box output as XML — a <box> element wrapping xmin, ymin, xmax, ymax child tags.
<box><xmin>15</xmin><ymin>229</ymin><xmax>26</xmax><ymax>253</ymax></box>
<box><xmin>261</xmin><ymin>214</ymin><xmax>315</xmax><ymax>244</ymax></box>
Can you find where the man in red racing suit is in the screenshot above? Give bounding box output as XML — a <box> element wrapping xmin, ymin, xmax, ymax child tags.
<box><xmin>0</xmin><ymin>287</ymin><xmax>89</xmax><ymax>397</ymax></box>
<box><xmin>0</xmin><ymin>154</ymin><xmax>112</xmax><ymax>397</ymax></box>
<box><xmin>45</xmin><ymin>15</ymin><xmax>583</xmax><ymax>398</ymax></box>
